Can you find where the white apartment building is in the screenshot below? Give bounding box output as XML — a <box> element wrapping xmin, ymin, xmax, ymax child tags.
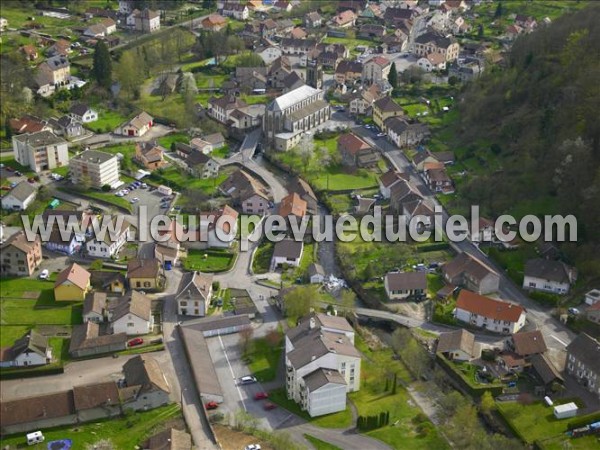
<box><xmin>285</xmin><ymin>314</ymin><xmax>361</xmax><ymax>417</ymax></box>
<box><xmin>86</xmin><ymin>218</ymin><xmax>130</xmax><ymax>259</ymax></box>
<box><xmin>70</xmin><ymin>150</ymin><xmax>120</xmax><ymax>189</ymax></box>
<box><xmin>12</xmin><ymin>131</ymin><xmax>68</xmax><ymax>173</ymax></box>
<box><xmin>264</xmin><ymin>85</ymin><xmax>330</xmax><ymax>151</ymax></box>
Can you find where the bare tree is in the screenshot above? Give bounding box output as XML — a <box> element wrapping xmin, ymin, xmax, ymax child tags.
<box><xmin>239</xmin><ymin>326</ymin><xmax>254</xmax><ymax>354</ymax></box>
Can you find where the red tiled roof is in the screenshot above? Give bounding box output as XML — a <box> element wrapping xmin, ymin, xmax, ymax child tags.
<box><xmin>456</xmin><ymin>290</ymin><xmax>525</xmax><ymax>323</ymax></box>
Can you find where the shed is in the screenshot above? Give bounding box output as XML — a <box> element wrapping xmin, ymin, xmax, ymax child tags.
<box><xmin>553</xmin><ymin>402</ymin><xmax>578</xmax><ymax>419</ymax></box>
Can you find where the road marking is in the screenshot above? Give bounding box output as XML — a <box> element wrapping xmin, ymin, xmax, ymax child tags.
<box><xmin>218</xmin><ymin>335</ymin><xmax>247</xmax><ymax>411</ymax></box>
<box><xmin>551</xmin><ymin>335</ymin><xmax>568</xmax><ymax>347</ymax></box>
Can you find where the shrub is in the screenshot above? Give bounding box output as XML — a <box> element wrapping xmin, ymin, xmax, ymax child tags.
<box><xmin>529</xmin><ymin>291</ymin><xmax>561</xmax><ymax>306</ymax></box>
<box><xmin>101</xmin><ymin>184</ymin><xmax>112</xmax><ymax>192</ymax></box>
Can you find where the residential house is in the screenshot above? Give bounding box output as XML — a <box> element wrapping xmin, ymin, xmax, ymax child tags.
<box><xmin>186</xmin><ymin>151</ymin><xmax>220</xmax><ymax>179</ymax></box>
<box><xmin>424</xmin><ymin>164</ymin><xmax>454</xmax><ymax>194</ymax></box>
<box><xmin>280</xmin><ymin>38</ymin><xmax>317</xmax><ymax>57</ymax></box>
<box><xmin>442</xmin><ymin>252</ymin><xmax>500</xmax><ymax>295</ymax></box>
<box><xmin>8</xmin><ymin>115</ymin><xmax>50</xmax><ymax>135</ymax></box>
<box><xmin>358</xmin><ymin>24</ymin><xmax>385</xmax><ymax>39</ymax></box>
<box><xmin>134</xmin><ymin>9</ymin><xmax>161</xmax><ymax>33</ymax></box>
<box><xmin>332</xmin><ymin>10</ymin><xmax>357</xmax><ymax>28</ymax></box>
<box><xmin>417</xmin><ymin>52</ymin><xmax>447</xmax><ymax>72</ymax></box>
<box><xmin>110</xmin><ymin>290</ymin><xmax>154</xmax><ymax>336</ymax></box>
<box><xmin>304</xmin><ymin>11</ymin><xmax>322</xmax><ymax>28</ymax></box>
<box><xmin>144</xmin><ymin>428</ymin><xmax>192</xmax><ymax>450</ymax></box>
<box><xmin>201</xmin><ymin>14</ymin><xmax>228</xmax><ymax>32</ymax></box>
<box><xmin>412</xmin><ymin>151</ymin><xmax>438</xmax><ymax>171</ymax></box>
<box><xmin>271</xmin><ymin>238</ymin><xmax>304</xmax><ymax>270</ymax></box>
<box><xmin>219</xmin><ymin>169</ymin><xmax>270</xmax><ymax>215</ymax></box>
<box><xmin>127</xmin><ymin>258</ymin><xmax>161</xmax><ymax>290</ymax></box>
<box><xmin>0</xmin><ymin>330</ymin><xmax>52</xmax><ymax>368</ymax></box>
<box><xmin>360</xmin><ymin>3</ymin><xmax>383</xmax><ymax>19</ymax></box>
<box><xmin>35</xmin><ymin>55</ymin><xmax>71</xmax><ymax>96</ymax></box>
<box><xmin>70</xmin><ymin>149</ymin><xmax>120</xmax><ymax>189</ymax></box>
<box><xmin>86</xmin><ymin>217</ymin><xmax>130</xmax><ymax>259</ymax></box>
<box><xmin>523</xmin><ymin>259</ymin><xmax>577</xmax><ymax>295</ymax></box>
<box><xmin>388</xmin><ymin>179</ymin><xmax>423</xmax><ymax>213</ymax></box>
<box><xmin>565</xmin><ymin>333</ymin><xmax>600</xmax><ymax>399</ymax></box>
<box><xmin>285</xmin><ymin>313</ymin><xmax>360</xmax><ymax>417</ymax></box>
<box><xmin>585</xmin><ymin>289</ymin><xmax>600</xmax><ymax>306</ymax></box>
<box><xmin>83</xmin><ymin>292</ymin><xmax>107</xmax><ymax>323</ymax></box>
<box><xmin>384</xmin><ymin>271</ymin><xmax>427</xmax><ymax>301</ymax></box>
<box><xmin>20</xmin><ymin>44</ymin><xmax>38</xmax><ymax>61</ymax></box>
<box><xmin>175</xmin><ymin>271</ymin><xmax>213</xmax><ymax>317</ymax></box>
<box><xmin>279</xmin><ymin>192</ymin><xmax>308</xmax><ymax>219</ymax></box>
<box><xmin>90</xmin><ymin>271</ymin><xmax>126</xmax><ymax>295</ymax></box>
<box><xmin>385</xmin><ymin>117</ymin><xmax>430</xmax><ymax>148</ymax></box>
<box><xmin>1</xmin><ymin>181</ymin><xmax>37</xmax><ymax>211</ymax></box>
<box><xmin>118</xmin><ymin>111</ymin><xmax>153</xmax><ymax>137</ymax></box>
<box><xmin>0</xmin><ymin>391</ymin><xmax>76</xmax><ymax>435</ymax></box>
<box><xmin>282</xmin><ymin>71</ymin><xmax>305</xmax><ymax>93</ymax></box>
<box><xmin>208</xmin><ymin>95</ymin><xmax>248</xmax><ymax>124</ymax></box>
<box><xmin>54</xmin><ymin>263</ymin><xmax>91</xmax><ymax>302</ymax></box>
<box><xmin>373</xmin><ymin>96</ymin><xmax>404</xmax><ymax>132</ymax></box>
<box><xmin>500</xmin><ymin>329</ymin><xmax>549</xmax><ymax>373</ymax></box>
<box><xmin>221</xmin><ymin>3</ymin><xmax>249</xmax><ymax>20</ymax></box>
<box><xmin>308</xmin><ymin>263</ymin><xmax>325</xmax><ymax>284</ymax></box>
<box><xmin>378</xmin><ymin>169</ymin><xmax>409</xmax><ymax>199</ymax></box>
<box><xmin>412</xmin><ymin>31</ymin><xmax>459</xmax><ymax>62</ymax></box>
<box><xmin>197</xmin><ymin>205</ymin><xmax>239</xmax><ymax>249</ymax></box>
<box><xmin>505</xmin><ymin>24</ymin><xmax>524</xmax><ymax>41</ymax></box>
<box><xmin>384</xmin><ymin>7</ymin><xmax>419</xmax><ymax>27</ymax></box>
<box><xmin>349</xmin><ymin>83</ymin><xmax>387</xmax><ymax>116</ymax></box>
<box><xmin>126</xmin><ymin>8</ymin><xmax>140</xmax><ymax>26</ymax></box>
<box><xmin>257</xmin><ymin>45</ymin><xmax>283</xmax><ymax>65</ymax></box>
<box><xmin>69</xmin><ymin>322</ymin><xmax>127</xmax><ymax>358</ymax></box>
<box><xmin>44</xmin><ymin>213</ymin><xmax>87</xmax><ymax>255</ymax></box>
<box><xmin>101</xmin><ymin>17</ymin><xmax>117</xmax><ymax>34</ymax></box>
<box><xmin>46</xmin><ymin>39</ymin><xmax>72</xmax><ymax>58</ymax></box>
<box><xmin>73</xmin><ymin>381</ymin><xmax>121</xmax><ymax>422</ymax></box>
<box><xmin>268</xmin><ymin>56</ymin><xmax>293</xmax><ymax>89</ymax></box>
<box><xmin>338</xmin><ymin>132</ymin><xmax>380</xmax><ymax>168</ymax></box>
<box><xmin>12</xmin><ymin>130</ymin><xmax>68</xmax><ymax>172</ymax></box>
<box><xmin>586</xmin><ymin>302</ymin><xmax>600</xmax><ymax>324</ymax></box>
<box><xmin>514</xmin><ymin>14</ymin><xmax>537</xmax><ymax>32</ymax></box>
<box><xmin>228</xmin><ymin>105</ymin><xmax>265</xmax><ymax>131</ymax></box>
<box><xmin>84</xmin><ymin>22</ymin><xmax>110</xmax><ymax>38</ymax></box>
<box><xmin>454</xmin><ymin>290</ymin><xmax>527</xmax><ymax>334</ymax></box>
<box><xmin>122</xmin><ymin>355</ymin><xmax>171</xmax><ymax>410</ymax></box>
<box><xmin>119</xmin><ymin>0</ymin><xmax>135</xmax><ymax>14</ymax></box>
<box><xmin>436</xmin><ymin>329</ymin><xmax>479</xmax><ymax>361</ymax></box>
<box><xmin>50</xmin><ymin>115</ymin><xmax>84</xmax><ymax>138</ymax></box>
<box><xmin>135</xmin><ymin>142</ymin><xmax>167</xmax><ymax>171</ymax></box>
<box><xmin>69</xmin><ymin>104</ymin><xmax>98</xmax><ymax>123</ymax></box>
<box><xmin>362</xmin><ymin>56</ymin><xmax>391</xmax><ymax>84</ymax></box>
<box><xmin>273</xmin><ymin>1</ymin><xmax>292</xmax><ymax>13</ymax></box>
<box><xmin>335</xmin><ymin>60</ymin><xmax>363</xmax><ymax>86</ymax></box>
<box><xmin>0</xmin><ymin>231</ymin><xmax>42</xmax><ymax>276</ymax></box>
<box><xmin>290</xmin><ymin>27</ymin><xmax>307</xmax><ymax>40</ymax></box>
<box><xmin>289</xmin><ymin>177</ymin><xmax>318</xmax><ymax>215</ymax></box>
<box><xmin>403</xmin><ymin>198</ymin><xmax>436</xmax><ymax>230</ymax></box>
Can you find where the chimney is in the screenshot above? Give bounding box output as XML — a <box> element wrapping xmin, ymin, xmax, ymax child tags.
<box><xmin>311</xmin><ymin>355</ymin><xmax>316</xmax><ymax>361</ymax></box>
<box><xmin>309</xmin><ymin>317</ymin><xmax>315</xmax><ymax>329</ymax></box>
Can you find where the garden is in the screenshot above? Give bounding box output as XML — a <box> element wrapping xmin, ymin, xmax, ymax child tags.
<box><xmin>182</xmin><ymin>248</ymin><xmax>236</xmax><ymax>273</ymax></box>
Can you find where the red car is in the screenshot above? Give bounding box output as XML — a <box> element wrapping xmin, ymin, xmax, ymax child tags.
<box><xmin>254</xmin><ymin>392</ymin><xmax>268</xmax><ymax>400</ymax></box>
<box><xmin>205</xmin><ymin>401</ymin><xmax>219</xmax><ymax>410</ymax></box>
<box><xmin>127</xmin><ymin>337</ymin><xmax>144</xmax><ymax>347</ymax></box>
<box><xmin>263</xmin><ymin>402</ymin><xmax>277</xmax><ymax>411</ymax></box>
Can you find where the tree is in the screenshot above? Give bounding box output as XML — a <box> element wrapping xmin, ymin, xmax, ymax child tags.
<box><xmin>478</xmin><ymin>24</ymin><xmax>484</xmax><ymax>38</ymax></box>
<box><xmin>265</xmin><ymin>328</ymin><xmax>281</xmax><ymax>347</ymax></box>
<box><xmin>117</xmin><ymin>50</ymin><xmax>144</xmax><ymax>99</ymax></box>
<box><xmin>388</xmin><ymin>62</ymin><xmax>398</xmax><ymax>90</ymax></box>
<box><xmin>238</xmin><ymin>326</ymin><xmax>254</xmax><ymax>354</ymax></box>
<box><xmin>494</xmin><ymin>1</ymin><xmax>503</xmax><ymax>18</ymax></box>
<box><xmin>339</xmin><ymin>289</ymin><xmax>356</xmax><ymax>311</ymax></box>
<box><xmin>298</xmin><ymin>133</ymin><xmax>314</xmax><ymax>172</ymax></box>
<box><xmin>92</xmin><ymin>41</ymin><xmax>112</xmax><ymax>90</ymax></box>
<box><xmin>437</xmin><ymin>391</ymin><xmax>467</xmax><ymax>422</ymax></box>
<box><xmin>283</xmin><ymin>285</ymin><xmax>319</xmax><ymax>320</ymax></box>
<box><xmin>480</xmin><ymin>391</ymin><xmax>495</xmax><ymax>417</ymax></box>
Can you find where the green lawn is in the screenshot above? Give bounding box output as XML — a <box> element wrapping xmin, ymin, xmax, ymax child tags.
<box><xmin>244</xmin><ymin>330</ymin><xmax>283</xmax><ymax>382</ymax></box>
<box><xmin>312</xmin><ymin>169</ymin><xmax>379</xmax><ymax>191</ymax></box>
<box><xmin>182</xmin><ymin>249</ymin><xmax>235</xmax><ymax>272</ymax></box>
<box><xmin>0</xmin><ymin>404</ymin><xmax>182</xmax><ymax>449</ymax></box>
<box><xmin>150</xmin><ymin>165</ymin><xmax>230</xmax><ymax>195</ymax></box>
<box><xmin>0</xmin><ymin>325</ymin><xmax>30</xmax><ymax>347</ymax></box>
<box><xmin>252</xmin><ymin>241</ymin><xmax>274</xmax><ymax>274</ymax></box>
<box><xmin>322</xmin><ymin>36</ymin><xmax>377</xmax><ymax>49</ymax></box>
<box><xmin>157</xmin><ymin>132</ymin><xmax>190</xmax><ymax>149</ymax></box>
<box><xmin>497</xmin><ymin>400</ymin><xmax>600</xmax><ymax>448</ymax></box>
<box><xmin>268</xmin><ymin>388</ymin><xmax>353</xmax><ymax>429</ymax></box>
<box><xmin>349</xmin><ymin>334</ymin><xmax>448</xmax><ymax>449</ymax></box>
<box><xmin>85</xmin><ymin>110</ymin><xmax>129</xmax><ymax>133</ymax></box>
<box><xmin>96</xmin><ymin>143</ymin><xmax>137</xmax><ymax>159</ymax></box>
<box><xmin>303</xmin><ymin>435</ymin><xmax>343</xmax><ymax>450</ymax></box>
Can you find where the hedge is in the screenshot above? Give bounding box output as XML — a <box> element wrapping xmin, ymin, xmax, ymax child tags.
<box><xmin>417</xmin><ymin>242</ymin><xmax>450</xmax><ymax>252</ymax></box>
<box><xmin>435</xmin><ymin>353</ymin><xmax>504</xmax><ymax>398</ymax></box>
<box><xmin>566</xmin><ymin>411</ymin><xmax>600</xmax><ymax>430</ymax></box>
<box><xmin>0</xmin><ymin>365</ymin><xmax>64</xmax><ymax>380</ymax></box>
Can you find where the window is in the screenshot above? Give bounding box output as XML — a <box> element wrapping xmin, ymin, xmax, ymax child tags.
<box><xmin>136</xmin><ymin>282</ymin><xmax>141</xmax><ymax>288</ymax></box>
<box><xmin>180</xmin><ymin>301</ymin><xmax>187</xmax><ymax>306</ymax></box>
<box><xmin>144</xmin><ymin>282</ymin><xmax>151</xmax><ymax>287</ymax></box>
<box><xmin>127</xmin><ymin>322</ymin><xmax>134</xmax><ymax>327</ymax></box>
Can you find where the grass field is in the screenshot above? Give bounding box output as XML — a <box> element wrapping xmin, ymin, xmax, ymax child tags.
<box><xmin>244</xmin><ymin>329</ymin><xmax>283</xmax><ymax>382</ymax></box>
<box><xmin>496</xmin><ymin>400</ymin><xmax>600</xmax><ymax>449</ymax></box>
<box><xmin>0</xmin><ymin>404</ymin><xmax>182</xmax><ymax>449</ymax></box>
<box><xmin>268</xmin><ymin>388</ymin><xmax>353</xmax><ymax>429</ymax></box>
<box><xmin>252</xmin><ymin>241</ymin><xmax>274</xmax><ymax>274</ymax></box>
<box><xmin>151</xmin><ymin>165</ymin><xmax>230</xmax><ymax>195</ymax></box>
<box><xmin>157</xmin><ymin>132</ymin><xmax>190</xmax><ymax>149</ymax></box>
<box><xmin>303</xmin><ymin>434</ymin><xmax>343</xmax><ymax>450</ymax></box>
<box><xmin>84</xmin><ymin>110</ymin><xmax>129</xmax><ymax>133</ymax></box>
<box><xmin>350</xmin><ymin>334</ymin><xmax>449</xmax><ymax>449</ymax></box>
<box><xmin>182</xmin><ymin>249</ymin><xmax>235</xmax><ymax>272</ymax></box>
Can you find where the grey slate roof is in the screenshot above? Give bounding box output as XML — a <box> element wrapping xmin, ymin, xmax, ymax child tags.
<box><xmin>436</xmin><ymin>329</ymin><xmax>476</xmax><ymax>357</ymax></box>
<box><xmin>566</xmin><ymin>333</ymin><xmax>600</xmax><ymax>375</ymax></box>
<box><xmin>13</xmin><ymin>130</ymin><xmax>66</xmax><ymax>147</ymax></box>
<box><xmin>524</xmin><ymin>258</ymin><xmax>575</xmax><ymax>284</ymax></box>
<box><xmin>5</xmin><ymin>181</ymin><xmax>37</xmax><ymax>202</ymax></box>
<box><xmin>303</xmin><ymin>368</ymin><xmax>346</xmax><ymax>392</ymax></box>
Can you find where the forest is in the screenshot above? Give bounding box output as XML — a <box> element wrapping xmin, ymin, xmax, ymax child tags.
<box><xmin>451</xmin><ymin>3</ymin><xmax>600</xmax><ymax>277</ymax></box>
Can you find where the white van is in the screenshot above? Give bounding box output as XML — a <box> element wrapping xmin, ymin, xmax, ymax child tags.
<box><xmin>26</xmin><ymin>431</ymin><xmax>44</xmax><ymax>445</ymax></box>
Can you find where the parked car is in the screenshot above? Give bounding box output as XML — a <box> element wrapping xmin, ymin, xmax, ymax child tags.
<box><xmin>5</xmin><ymin>166</ymin><xmax>14</xmax><ymax>172</ymax></box>
<box><xmin>130</xmin><ymin>197</ymin><xmax>139</xmax><ymax>204</ymax></box>
<box><xmin>205</xmin><ymin>401</ymin><xmax>219</xmax><ymax>410</ymax></box>
<box><xmin>14</xmin><ymin>171</ymin><xmax>22</xmax><ymax>177</ymax></box>
<box><xmin>254</xmin><ymin>392</ymin><xmax>268</xmax><ymax>400</ymax></box>
<box><xmin>38</xmin><ymin>269</ymin><xmax>49</xmax><ymax>280</ymax></box>
<box><xmin>127</xmin><ymin>338</ymin><xmax>144</xmax><ymax>347</ymax></box>
<box><xmin>27</xmin><ymin>177</ymin><xmax>36</xmax><ymax>183</ymax></box>
<box><xmin>140</xmin><ymin>183</ymin><xmax>148</xmax><ymax>189</ymax></box>
<box><xmin>239</xmin><ymin>376</ymin><xmax>257</xmax><ymax>385</ymax></box>
<box><xmin>568</xmin><ymin>307</ymin><xmax>580</xmax><ymax>316</ymax></box>
<box><xmin>244</xmin><ymin>445</ymin><xmax>261</xmax><ymax>450</ymax></box>
<box><xmin>263</xmin><ymin>402</ymin><xmax>277</xmax><ymax>411</ymax></box>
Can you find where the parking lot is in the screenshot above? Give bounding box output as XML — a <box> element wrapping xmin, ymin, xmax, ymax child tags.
<box><xmin>206</xmin><ymin>333</ymin><xmax>292</xmax><ymax>431</ymax></box>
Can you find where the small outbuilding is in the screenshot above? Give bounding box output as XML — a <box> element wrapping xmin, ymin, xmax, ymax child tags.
<box><xmin>553</xmin><ymin>402</ymin><xmax>578</xmax><ymax>419</ymax></box>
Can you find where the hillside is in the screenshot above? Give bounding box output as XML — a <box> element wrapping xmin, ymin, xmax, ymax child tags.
<box><xmin>447</xmin><ymin>4</ymin><xmax>600</xmax><ymax>276</ymax></box>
